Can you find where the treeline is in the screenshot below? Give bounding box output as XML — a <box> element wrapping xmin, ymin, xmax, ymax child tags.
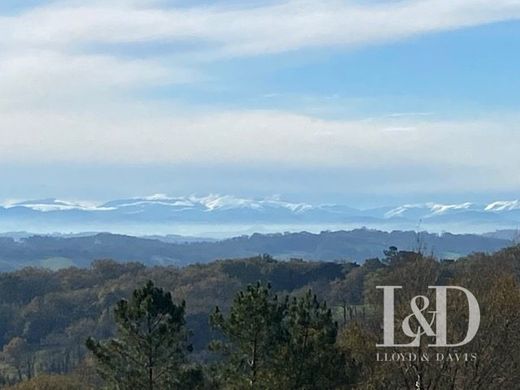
<box><xmin>1</xmin><ymin>246</ymin><xmax>520</xmax><ymax>388</ymax></box>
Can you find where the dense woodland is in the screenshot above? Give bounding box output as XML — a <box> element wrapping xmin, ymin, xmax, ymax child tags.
<box><xmin>0</xmin><ymin>245</ymin><xmax>519</xmax><ymax>389</ymax></box>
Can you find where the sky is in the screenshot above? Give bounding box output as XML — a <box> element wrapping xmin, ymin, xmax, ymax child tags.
<box><xmin>0</xmin><ymin>0</ymin><xmax>519</xmax><ymax>207</ymax></box>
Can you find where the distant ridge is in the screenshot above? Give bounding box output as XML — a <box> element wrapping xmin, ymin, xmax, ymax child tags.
<box><xmin>0</xmin><ymin>229</ymin><xmax>512</xmax><ymax>271</ymax></box>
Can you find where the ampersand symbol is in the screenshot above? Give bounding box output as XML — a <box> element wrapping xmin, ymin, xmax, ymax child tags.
<box><xmin>402</xmin><ymin>295</ymin><xmax>437</xmax><ymax>344</ymax></box>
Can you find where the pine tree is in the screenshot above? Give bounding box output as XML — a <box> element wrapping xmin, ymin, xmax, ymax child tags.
<box><xmin>210</xmin><ymin>282</ymin><xmax>284</xmax><ymax>388</ymax></box>
<box><xmin>210</xmin><ymin>283</ymin><xmax>351</xmax><ymax>389</ymax></box>
<box><xmin>273</xmin><ymin>290</ymin><xmax>348</xmax><ymax>389</ymax></box>
<box><xmin>86</xmin><ymin>280</ymin><xmax>200</xmax><ymax>390</ymax></box>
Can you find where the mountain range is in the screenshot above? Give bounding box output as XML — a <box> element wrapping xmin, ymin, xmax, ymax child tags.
<box><xmin>1</xmin><ymin>195</ymin><xmax>520</xmax><ymax>236</ymax></box>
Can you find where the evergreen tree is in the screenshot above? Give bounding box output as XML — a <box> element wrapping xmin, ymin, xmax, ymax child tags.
<box><xmin>273</xmin><ymin>290</ymin><xmax>349</xmax><ymax>389</ymax></box>
<box><xmin>210</xmin><ymin>282</ymin><xmax>284</xmax><ymax>388</ymax></box>
<box><xmin>210</xmin><ymin>283</ymin><xmax>351</xmax><ymax>389</ymax></box>
<box><xmin>86</xmin><ymin>280</ymin><xmax>200</xmax><ymax>390</ymax></box>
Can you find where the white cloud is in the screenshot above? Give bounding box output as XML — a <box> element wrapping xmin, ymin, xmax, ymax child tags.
<box><xmin>381</xmin><ymin>126</ymin><xmax>417</xmax><ymax>132</ymax></box>
<box><xmin>0</xmin><ymin>0</ymin><xmax>518</xmax><ymax>106</ymax></box>
<box><xmin>0</xmin><ymin>0</ymin><xmax>519</xmax><ymax>195</ymax></box>
<box><xmin>0</xmin><ymin>50</ymin><xmax>196</xmax><ymax>108</ymax></box>
<box><xmin>0</xmin><ymin>104</ymin><xmax>518</xmax><ymax>174</ymax></box>
<box><xmin>2</xmin><ymin>0</ymin><xmax>520</xmax><ymax>56</ymax></box>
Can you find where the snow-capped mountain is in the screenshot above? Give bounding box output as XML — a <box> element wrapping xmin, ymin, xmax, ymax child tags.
<box><xmin>1</xmin><ymin>195</ymin><xmax>520</xmax><ymax>235</ymax></box>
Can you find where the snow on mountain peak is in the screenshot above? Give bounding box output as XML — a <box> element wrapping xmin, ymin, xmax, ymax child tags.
<box><xmin>485</xmin><ymin>200</ymin><xmax>520</xmax><ymax>212</ymax></box>
<box><xmin>384</xmin><ymin>204</ymin><xmax>421</xmax><ymax>218</ymax></box>
<box><xmin>428</xmin><ymin>202</ymin><xmax>473</xmax><ymax>215</ymax></box>
<box><xmin>194</xmin><ymin>194</ymin><xmax>312</xmax><ymax>213</ymax></box>
<box><xmin>384</xmin><ymin>202</ymin><xmax>474</xmax><ymax>218</ymax></box>
<box><xmin>4</xmin><ymin>199</ymin><xmax>112</xmax><ymax>212</ymax></box>
<box><xmin>198</xmin><ymin>194</ymin><xmax>261</xmax><ymax>211</ymax></box>
<box><xmin>3</xmin><ymin>196</ymin><xmax>520</xmax><ymax>223</ymax></box>
<box><xmin>143</xmin><ymin>194</ymin><xmax>174</xmax><ymax>201</ymax></box>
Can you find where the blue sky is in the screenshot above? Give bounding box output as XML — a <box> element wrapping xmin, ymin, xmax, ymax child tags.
<box><xmin>0</xmin><ymin>0</ymin><xmax>519</xmax><ymax>206</ymax></box>
<box><xmin>153</xmin><ymin>20</ymin><xmax>520</xmax><ymax>118</ymax></box>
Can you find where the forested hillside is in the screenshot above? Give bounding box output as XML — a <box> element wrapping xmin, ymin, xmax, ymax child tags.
<box><xmin>0</xmin><ymin>245</ymin><xmax>519</xmax><ymax>388</ymax></box>
<box><xmin>0</xmin><ymin>229</ymin><xmax>511</xmax><ymax>271</ymax></box>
